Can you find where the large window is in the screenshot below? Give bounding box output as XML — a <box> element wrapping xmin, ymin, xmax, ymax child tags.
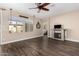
<box><xmin>9</xmin><ymin>16</ymin><xmax>33</xmax><ymax>33</ymax></box>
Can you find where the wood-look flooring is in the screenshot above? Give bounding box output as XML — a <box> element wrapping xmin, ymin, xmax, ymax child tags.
<box><xmin>0</xmin><ymin>36</ymin><xmax>79</xmax><ymax>56</ymax></box>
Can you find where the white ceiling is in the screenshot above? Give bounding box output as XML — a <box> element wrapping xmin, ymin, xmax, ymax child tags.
<box><xmin>0</xmin><ymin>3</ymin><xmax>79</xmax><ymax>19</ymax></box>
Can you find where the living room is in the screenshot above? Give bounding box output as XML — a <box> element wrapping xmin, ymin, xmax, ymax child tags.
<box><xmin>0</xmin><ymin>3</ymin><xmax>79</xmax><ymax>56</ymax></box>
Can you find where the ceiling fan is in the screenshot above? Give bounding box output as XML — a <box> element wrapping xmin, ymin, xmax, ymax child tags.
<box><xmin>29</xmin><ymin>3</ymin><xmax>50</xmax><ymax>13</ymax></box>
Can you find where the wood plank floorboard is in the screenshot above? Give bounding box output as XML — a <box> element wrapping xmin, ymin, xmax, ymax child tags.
<box><xmin>0</xmin><ymin>37</ymin><xmax>79</xmax><ymax>56</ymax></box>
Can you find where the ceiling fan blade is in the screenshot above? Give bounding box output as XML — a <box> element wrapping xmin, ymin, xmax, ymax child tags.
<box><xmin>41</xmin><ymin>3</ymin><xmax>50</xmax><ymax>7</ymax></box>
<box><xmin>42</xmin><ymin>8</ymin><xmax>49</xmax><ymax>11</ymax></box>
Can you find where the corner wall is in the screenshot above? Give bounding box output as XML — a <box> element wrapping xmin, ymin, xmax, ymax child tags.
<box><xmin>1</xmin><ymin>10</ymin><xmax>43</xmax><ymax>45</ymax></box>
<box><xmin>49</xmin><ymin>11</ymin><xmax>79</xmax><ymax>42</ymax></box>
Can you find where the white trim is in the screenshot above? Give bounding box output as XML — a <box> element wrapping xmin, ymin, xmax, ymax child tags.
<box><xmin>66</xmin><ymin>38</ymin><xmax>79</xmax><ymax>43</ymax></box>
<box><xmin>50</xmin><ymin>36</ymin><xmax>79</xmax><ymax>43</ymax></box>
<box><xmin>0</xmin><ymin>35</ymin><xmax>43</xmax><ymax>45</ymax></box>
<box><xmin>0</xmin><ymin>9</ymin><xmax>3</xmax><ymax>45</ymax></box>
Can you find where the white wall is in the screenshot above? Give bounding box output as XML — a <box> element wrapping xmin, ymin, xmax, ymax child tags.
<box><xmin>49</xmin><ymin>11</ymin><xmax>79</xmax><ymax>42</ymax></box>
<box><xmin>0</xmin><ymin>9</ymin><xmax>43</xmax><ymax>45</ymax></box>
<box><xmin>0</xmin><ymin>10</ymin><xmax>1</xmax><ymax>44</ymax></box>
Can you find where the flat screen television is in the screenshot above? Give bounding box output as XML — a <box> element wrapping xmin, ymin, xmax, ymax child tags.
<box><xmin>54</xmin><ymin>25</ymin><xmax>62</xmax><ymax>29</ymax></box>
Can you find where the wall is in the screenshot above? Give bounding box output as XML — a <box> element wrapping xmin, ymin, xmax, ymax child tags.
<box><xmin>49</xmin><ymin>11</ymin><xmax>79</xmax><ymax>42</ymax></box>
<box><xmin>42</xmin><ymin>18</ymin><xmax>50</xmax><ymax>37</ymax></box>
<box><xmin>0</xmin><ymin>10</ymin><xmax>1</xmax><ymax>44</ymax></box>
<box><xmin>1</xmin><ymin>9</ymin><xmax>43</xmax><ymax>45</ymax></box>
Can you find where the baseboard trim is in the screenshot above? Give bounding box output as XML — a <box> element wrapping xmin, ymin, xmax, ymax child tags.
<box><xmin>1</xmin><ymin>35</ymin><xmax>43</xmax><ymax>45</ymax></box>
<box><xmin>66</xmin><ymin>38</ymin><xmax>79</xmax><ymax>43</ymax></box>
<box><xmin>49</xmin><ymin>37</ymin><xmax>79</xmax><ymax>43</ymax></box>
